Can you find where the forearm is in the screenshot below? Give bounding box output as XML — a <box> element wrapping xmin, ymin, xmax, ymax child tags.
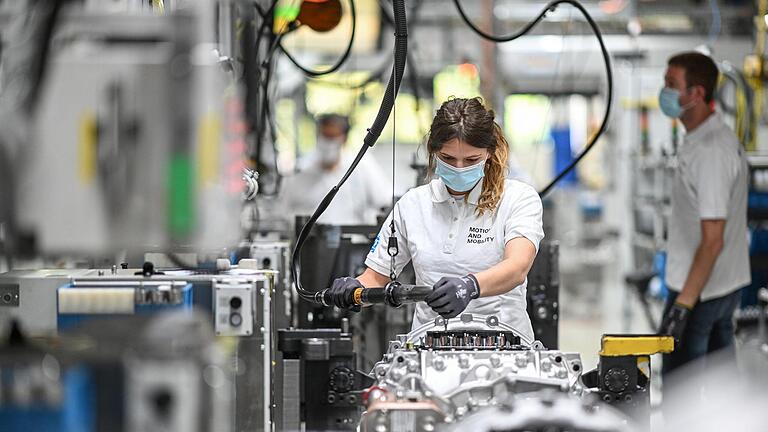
<box><xmin>677</xmin><ymin>241</ymin><xmax>723</xmax><ymax>306</ymax></box>
<box><xmin>474</xmin><ymin>238</ymin><xmax>537</xmax><ymax>297</ymax></box>
<box><xmin>356</xmin><ymin>267</ymin><xmax>390</xmax><ymax>288</ymax></box>
<box><xmin>474</xmin><ymin>258</ymin><xmax>529</xmax><ymax>297</ymax></box>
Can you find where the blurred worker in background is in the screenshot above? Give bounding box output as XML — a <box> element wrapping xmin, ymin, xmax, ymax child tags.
<box><xmin>282</xmin><ymin>114</ymin><xmax>390</xmax><ymax>225</ymax></box>
<box><xmin>326</xmin><ymin>97</ymin><xmax>544</xmax><ymax>340</ymax></box>
<box><xmin>657</xmin><ymin>52</ymin><xmax>750</xmax><ymax>375</ymax></box>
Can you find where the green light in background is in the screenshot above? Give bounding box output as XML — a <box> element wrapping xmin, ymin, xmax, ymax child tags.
<box><xmin>274</xmin><ymin>0</ymin><xmax>301</xmax><ymax>33</ymax></box>
<box><xmin>168</xmin><ymin>154</ymin><xmax>194</xmax><ymax>238</ymax></box>
<box><xmin>275</xmin><ymin>5</ymin><xmax>301</xmax><ymax>20</ymax></box>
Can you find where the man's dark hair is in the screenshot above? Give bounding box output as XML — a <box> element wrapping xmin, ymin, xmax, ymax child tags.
<box><xmin>317</xmin><ymin>113</ymin><xmax>350</xmax><ymax>134</ymax></box>
<box><xmin>668</xmin><ymin>52</ymin><xmax>719</xmax><ymax>103</ymax></box>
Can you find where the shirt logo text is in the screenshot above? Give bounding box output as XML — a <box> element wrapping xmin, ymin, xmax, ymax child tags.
<box><xmin>467</xmin><ymin>226</ymin><xmax>494</xmax><ymax>244</ymax></box>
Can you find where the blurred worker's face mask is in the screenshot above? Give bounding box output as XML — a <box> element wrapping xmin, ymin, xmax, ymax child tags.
<box><xmin>658</xmin><ymin>87</ymin><xmax>697</xmax><ymax>119</ymax></box>
<box><xmin>435</xmin><ymin>156</ymin><xmax>486</xmax><ymax>193</ymax></box>
<box><xmin>316</xmin><ymin>136</ymin><xmax>344</xmax><ymax>167</ymax></box>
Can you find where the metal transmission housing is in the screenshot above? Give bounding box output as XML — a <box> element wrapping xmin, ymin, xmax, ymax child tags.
<box><xmin>362</xmin><ymin>313</ymin><xmax>585</xmax><ymax>430</ymax></box>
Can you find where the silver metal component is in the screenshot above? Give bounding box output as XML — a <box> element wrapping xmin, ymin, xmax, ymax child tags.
<box><xmin>365</xmin><ymin>315</ymin><xmax>585</xmax><ymax>430</ymax></box>
<box><xmin>489</xmin><ymin>354</ymin><xmax>501</xmax><ymax>368</ymax></box>
<box><xmin>516</xmin><ymin>353</ymin><xmax>530</xmax><ymax>368</ymax></box>
<box><xmin>247</xmin><ymin>241</ymin><xmax>291</xmax><ymax>328</ymax></box>
<box><xmin>242</xmin><ymin>168</ymin><xmax>259</xmax><ymax>201</ymax></box>
<box><xmin>303</xmin><ymin>339</ymin><xmax>330</xmax><ymax>361</ymax></box>
<box><xmin>541</xmin><ymin>358</ymin><xmax>552</xmax><ymax>372</ymax></box>
<box><xmin>446</xmin><ymin>391</ymin><xmax>634</xmax><ymax>432</ymax></box>
<box><xmin>432</xmin><ymin>356</ymin><xmax>446</xmax><ymax>372</ymax></box>
<box><xmin>410</xmin><ymin>314</ymin><xmax>533</xmax><ymax>346</ymax></box>
<box><xmin>458</xmin><ymin>354</ymin><xmax>470</xmax><ymax>369</ymax></box>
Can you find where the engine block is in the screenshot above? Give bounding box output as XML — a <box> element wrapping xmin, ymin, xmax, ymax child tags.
<box><xmin>362</xmin><ymin>314</ymin><xmax>585</xmax><ymax>431</ymax></box>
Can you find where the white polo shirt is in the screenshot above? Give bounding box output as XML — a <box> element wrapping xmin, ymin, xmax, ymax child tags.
<box><xmin>281</xmin><ymin>152</ymin><xmax>390</xmax><ymax>225</ymax></box>
<box><xmin>365</xmin><ymin>178</ymin><xmax>544</xmax><ymax>340</ymax></box>
<box><xmin>667</xmin><ymin>112</ymin><xmax>751</xmax><ymax>301</ymax></box>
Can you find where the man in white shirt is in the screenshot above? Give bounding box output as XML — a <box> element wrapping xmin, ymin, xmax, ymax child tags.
<box><xmin>658</xmin><ymin>52</ymin><xmax>750</xmax><ymax>375</ymax></box>
<box><xmin>282</xmin><ymin>114</ymin><xmax>390</xmax><ymax>226</ymax></box>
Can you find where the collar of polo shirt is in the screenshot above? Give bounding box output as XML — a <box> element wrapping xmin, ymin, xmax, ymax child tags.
<box><xmin>429</xmin><ymin>178</ymin><xmax>483</xmax><ymax>206</ymax></box>
<box><xmin>684</xmin><ymin>112</ymin><xmax>720</xmax><ymax>144</ymax></box>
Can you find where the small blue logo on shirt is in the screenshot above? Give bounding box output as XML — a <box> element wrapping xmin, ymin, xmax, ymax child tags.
<box><xmin>370</xmin><ymin>235</ymin><xmax>381</xmax><ymax>254</ymax></box>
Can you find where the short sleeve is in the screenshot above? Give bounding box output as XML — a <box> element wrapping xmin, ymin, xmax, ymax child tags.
<box><xmin>693</xmin><ymin>145</ymin><xmax>736</xmax><ymax>220</ymax></box>
<box><xmin>504</xmin><ymin>184</ymin><xmax>544</xmax><ymax>252</ymax></box>
<box><xmin>365</xmin><ymin>203</ymin><xmax>412</xmax><ymax>278</ymax></box>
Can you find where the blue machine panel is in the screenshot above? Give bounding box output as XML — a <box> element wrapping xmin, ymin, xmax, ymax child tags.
<box><xmin>0</xmin><ymin>366</ymin><xmax>94</xmax><ymax>432</ymax></box>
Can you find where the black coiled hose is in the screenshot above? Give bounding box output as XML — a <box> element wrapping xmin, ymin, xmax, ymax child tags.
<box><xmin>291</xmin><ymin>0</ymin><xmax>408</xmax><ymax>303</ymax></box>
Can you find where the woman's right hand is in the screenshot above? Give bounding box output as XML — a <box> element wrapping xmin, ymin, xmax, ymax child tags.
<box><xmin>328</xmin><ymin>277</ymin><xmax>364</xmax><ymax>310</ymax></box>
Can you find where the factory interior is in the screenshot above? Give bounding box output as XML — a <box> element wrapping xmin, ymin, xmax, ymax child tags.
<box><xmin>2</xmin><ymin>0</ymin><xmax>768</xmax><ymax>431</ymax></box>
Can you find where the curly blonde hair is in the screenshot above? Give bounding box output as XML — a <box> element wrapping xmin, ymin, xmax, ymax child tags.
<box><xmin>426</xmin><ymin>97</ymin><xmax>509</xmax><ymax>216</ymax></box>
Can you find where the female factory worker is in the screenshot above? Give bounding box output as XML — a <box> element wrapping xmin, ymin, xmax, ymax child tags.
<box><xmin>328</xmin><ymin>97</ymin><xmax>544</xmax><ymax>340</ymax></box>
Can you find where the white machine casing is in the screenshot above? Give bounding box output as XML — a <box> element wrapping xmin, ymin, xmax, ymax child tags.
<box><xmin>15</xmin><ymin>3</ymin><xmax>245</xmax><ymax>255</ymax></box>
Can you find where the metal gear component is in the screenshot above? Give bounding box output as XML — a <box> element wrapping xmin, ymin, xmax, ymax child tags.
<box><xmin>363</xmin><ymin>315</ymin><xmax>587</xmax><ymax>431</ymax></box>
<box><xmin>328</xmin><ymin>367</ymin><xmax>355</xmax><ymax>393</ymax></box>
<box><xmin>604</xmin><ymin>367</ymin><xmax>631</xmax><ymax>393</ymax></box>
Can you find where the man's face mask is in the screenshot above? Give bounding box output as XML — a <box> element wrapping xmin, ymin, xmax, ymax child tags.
<box><xmin>435</xmin><ymin>156</ymin><xmax>486</xmax><ymax>192</ymax></box>
<box><xmin>658</xmin><ymin>87</ymin><xmax>697</xmax><ymax>119</ymax></box>
<box><xmin>316</xmin><ymin>136</ymin><xmax>344</xmax><ymax>165</ymax></box>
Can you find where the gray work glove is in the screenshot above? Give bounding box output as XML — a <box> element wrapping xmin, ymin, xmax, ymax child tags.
<box><xmin>328</xmin><ymin>277</ymin><xmax>363</xmax><ymax>312</ymax></box>
<box><xmin>425</xmin><ymin>275</ymin><xmax>481</xmax><ymax>319</ymax></box>
<box><xmin>658</xmin><ymin>302</ymin><xmax>692</xmax><ymax>343</ymax></box>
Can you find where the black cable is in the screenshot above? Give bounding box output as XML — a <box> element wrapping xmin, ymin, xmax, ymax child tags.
<box><xmin>278</xmin><ymin>0</ymin><xmax>357</xmax><ymax>77</ymax></box>
<box><xmin>380</xmin><ymin>0</ymin><xmax>427</xmax><ymax>135</ymax></box>
<box><xmin>452</xmin><ymin>0</ymin><xmax>613</xmax><ymax>197</ymax></box>
<box><xmin>291</xmin><ymin>0</ymin><xmax>407</xmax><ymax>302</ymax></box>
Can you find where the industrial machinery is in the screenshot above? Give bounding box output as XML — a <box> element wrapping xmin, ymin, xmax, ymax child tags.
<box><xmin>277</xmin><ymin>322</ymin><xmax>375</xmax><ymax>432</ymax></box>
<box><xmin>360</xmin><ymin>313</ymin><xmax>585</xmax><ymax>431</ymax></box>
<box><xmin>582</xmin><ymin>334</ymin><xmax>673</xmax><ymax>430</ymax></box>
<box><xmin>275</xmin><ymin>310</ymin><xmax>668</xmax><ymax>431</ymax></box>
<box><xmin>0</xmin><ymin>1</ymin><xmax>246</xmax><ymax>257</ymax></box>
<box><xmin>526</xmin><ymin>239</ymin><xmax>560</xmax><ymax>348</ymax></box>
<box><xmin>246</xmin><ymin>240</ymin><xmax>293</xmax><ymax>329</ymax></box>
<box><xmin>0</xmin><ymin>267</ymin><xmax>277</xmax><ymax>431</ymax></box>
<box><xmin>446</xmin><ymin>390</ymin><xmax>634</xmax><ymax>432</ymax></box>
<box><xmin>0</xmin><ymin>311</ymin><xmax>232</xmax><ymax>432</ymax></box>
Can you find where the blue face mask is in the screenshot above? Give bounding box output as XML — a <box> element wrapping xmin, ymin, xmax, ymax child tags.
<box><xmin>659</xmin><ymin>87</ymin><xmax>695</xmax><ymax>118</ymax></box>
<box><xmin>435</xmin><ymin>156</ymin><xmax>486</xmax><ymax>192</ymax></box>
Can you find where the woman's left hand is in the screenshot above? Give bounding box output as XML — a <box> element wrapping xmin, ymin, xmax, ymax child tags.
<box><xmin>425</xmin><ymin>275</ymin><xmax>480</xmax><ymax>319</ymax></box>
